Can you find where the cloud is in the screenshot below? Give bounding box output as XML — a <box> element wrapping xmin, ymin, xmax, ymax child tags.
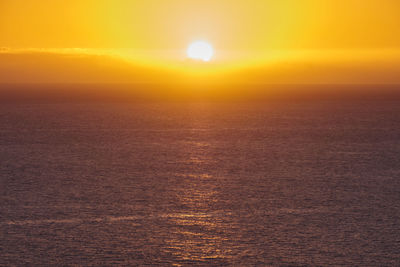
<box><xmin>0</xmin><ymin>48</ymin><xmax>400</xmax><ymax>85</ymax></box>
<box><xmin>0</xmin><ymin>48</ymin><xmax>179</xmax><ymax>84</ymax></box>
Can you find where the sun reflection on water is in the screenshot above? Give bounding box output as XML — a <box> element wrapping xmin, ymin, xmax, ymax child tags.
<box><xmin>162</xmin><ymin>136</ymin><xmax>231</xmax><ymax>265</ymax></box>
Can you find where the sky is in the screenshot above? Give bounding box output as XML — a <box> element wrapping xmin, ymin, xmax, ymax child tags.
<box><xmin>1</xmin><ymin>0</ymin><xmax>400</xmax><ymax>84</ymax></box>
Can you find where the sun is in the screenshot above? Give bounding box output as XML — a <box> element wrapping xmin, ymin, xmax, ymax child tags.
<box><xmin>187</xmin><ymin>41</ymin><xmax>214</xmax><ymax>62</ymax></box>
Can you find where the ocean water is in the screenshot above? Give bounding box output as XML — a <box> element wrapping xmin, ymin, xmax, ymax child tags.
<box><xmin>1</xmin><ymin>102</ymin><xmax>400</xmax><ymax>266</ymax></box>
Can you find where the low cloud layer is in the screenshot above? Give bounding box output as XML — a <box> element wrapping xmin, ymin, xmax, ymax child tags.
<box><xmin>1</xmin><ymin>49</ymin><xmax>400</xmax><ymax>85</ymax></box>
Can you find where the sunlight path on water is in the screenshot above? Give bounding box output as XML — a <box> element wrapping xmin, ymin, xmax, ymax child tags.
<box><xmin>161</xmin><ymin>104</ymin><xmax>232</xmax><ymax>265</ymax></box>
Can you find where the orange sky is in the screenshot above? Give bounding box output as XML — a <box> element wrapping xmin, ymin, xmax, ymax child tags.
<box><xmin>1</xmin><ymin>0</ymin><xmax>400</xmax><ymax>84</ymax></box>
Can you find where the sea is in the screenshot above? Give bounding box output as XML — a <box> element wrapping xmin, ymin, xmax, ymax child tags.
<box><xmin>1</xmin><ymin>101</ymin><xmax>400</xmax><ymax>266</ymax></box>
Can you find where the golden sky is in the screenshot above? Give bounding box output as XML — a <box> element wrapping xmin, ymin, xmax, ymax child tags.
<box><xmin>1</xmin><ymin>0</ymin><xmax>400</xmax><ymax>84</ymax></box>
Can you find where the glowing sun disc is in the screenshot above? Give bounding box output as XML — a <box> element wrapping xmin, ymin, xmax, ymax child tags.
<box><xmin>187</xmin><ymin>41</ymin><xmax>214</xmax><ymax>62</ymax></box>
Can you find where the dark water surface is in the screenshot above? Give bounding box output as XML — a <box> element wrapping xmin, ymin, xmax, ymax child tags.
<box><xmin>1</xmin><ymin>102</ymin><xmax>400</xmax><ymax>266</ymax></box>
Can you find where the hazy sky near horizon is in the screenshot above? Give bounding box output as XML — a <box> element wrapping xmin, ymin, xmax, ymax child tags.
<box><xmin>1</xmin><ymin>0</ymin><xmax>400</xmax><ymax>83</ymax></box>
